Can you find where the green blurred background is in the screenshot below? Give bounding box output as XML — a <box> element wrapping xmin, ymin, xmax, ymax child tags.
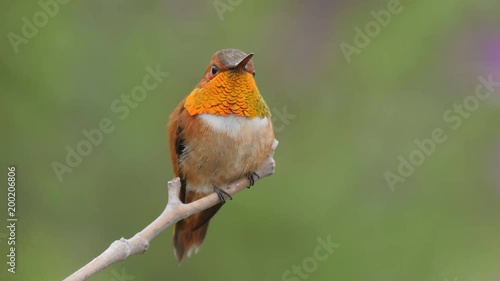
<box><xmin>1</xmin><ymin>0</ymin><xmax>500</xmax><ymax>280</ymax></box>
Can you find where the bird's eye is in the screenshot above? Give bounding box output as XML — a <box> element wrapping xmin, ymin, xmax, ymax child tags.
<box><xmin>252</xmin><ymin>69</ymin><xmax>256</xmax><ymax>77</ymax></box>
<box><xmin>211</xmin><ymin>65</ymin><xmax>218</xmax><ymax>76</ymax></box>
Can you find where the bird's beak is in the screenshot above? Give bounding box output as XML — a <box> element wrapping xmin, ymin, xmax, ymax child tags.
<box><xmin>235</xmin><ymin>53</ymin><xmax>254</xmax><ymax>71</ymax></box>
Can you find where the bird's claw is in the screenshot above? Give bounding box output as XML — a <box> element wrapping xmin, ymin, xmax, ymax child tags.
<box><xmin>213</xmin><ymin>185</ymin><xmax>232</xmax><ymax>204</ymax></box>
<box><xmin>246</xmin><ymin>171</ymin><xmax>260</xmax><ymax>188</ymax></box>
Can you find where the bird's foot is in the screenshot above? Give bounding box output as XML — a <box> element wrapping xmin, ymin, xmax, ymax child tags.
<box><xmin>213</xmin><ymin>185</ymin><xmax>232</xmax><ymax>204</ymax></box>
<box><xmin>246</xmin><ymin>171</ymin><xmax>260</xmax><ymax>188</ymax></box>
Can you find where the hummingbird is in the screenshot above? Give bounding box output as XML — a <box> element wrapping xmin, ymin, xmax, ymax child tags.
<box><xmin>167</xmin><ymin>49</ymin><xmax>275</xmax><ymax>263</ymax></box>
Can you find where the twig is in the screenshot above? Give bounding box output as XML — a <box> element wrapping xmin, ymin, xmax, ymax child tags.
<box><xmin>63</xmin><ymin>140</ymin><xmax>278</xmax><ymax>281</ymax></box>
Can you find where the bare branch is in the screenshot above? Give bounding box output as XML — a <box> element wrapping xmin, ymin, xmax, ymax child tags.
<box><xmin>63</xmin><ymin>140</ymin><xmax>278</xmax><ymax>281</ymax></box>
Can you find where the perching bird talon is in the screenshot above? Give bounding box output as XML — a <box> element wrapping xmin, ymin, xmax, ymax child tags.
<box><xmin>213</xmin><ymin>185</ymin><xmax>232</xmax><ymax>203</ymax></box>
<box><xmin>246</xmin><ymin>171</ymin><xmax>260</xmax><ymax>188</ymax></box>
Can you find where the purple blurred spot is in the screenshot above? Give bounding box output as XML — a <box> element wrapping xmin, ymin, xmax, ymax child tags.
<box><xmin>495</xmin><ymin>142</ymin><xmax>500</xmax><ymax>192</ymax></box>
<box><xmin>486</xmin><ymin>37</ymin><xmax>500</xmax><ymax>74</ymax></box>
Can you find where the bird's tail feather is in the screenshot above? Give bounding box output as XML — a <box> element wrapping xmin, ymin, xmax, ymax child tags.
<box><xmin>173</xmin><ymin>191</ymin><xmax>222</xmax><ymax>264</ymax></box>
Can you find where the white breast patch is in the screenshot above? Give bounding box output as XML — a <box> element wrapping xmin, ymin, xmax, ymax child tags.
<box><xmin>199</xmin><ymin>114</ymin><xmax>268</xmax><ymax>138</ymax></box>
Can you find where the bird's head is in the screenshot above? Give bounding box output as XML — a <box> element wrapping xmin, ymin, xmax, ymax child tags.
<box><xmin>185</xmin><ymin>49</ymin><xmax>270</xmax><ymax>118</ymax></box>
<box><xmin>197</xmin><ymin>48</ymin><xmax>255</xmax><ymax>88</ymax></box>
